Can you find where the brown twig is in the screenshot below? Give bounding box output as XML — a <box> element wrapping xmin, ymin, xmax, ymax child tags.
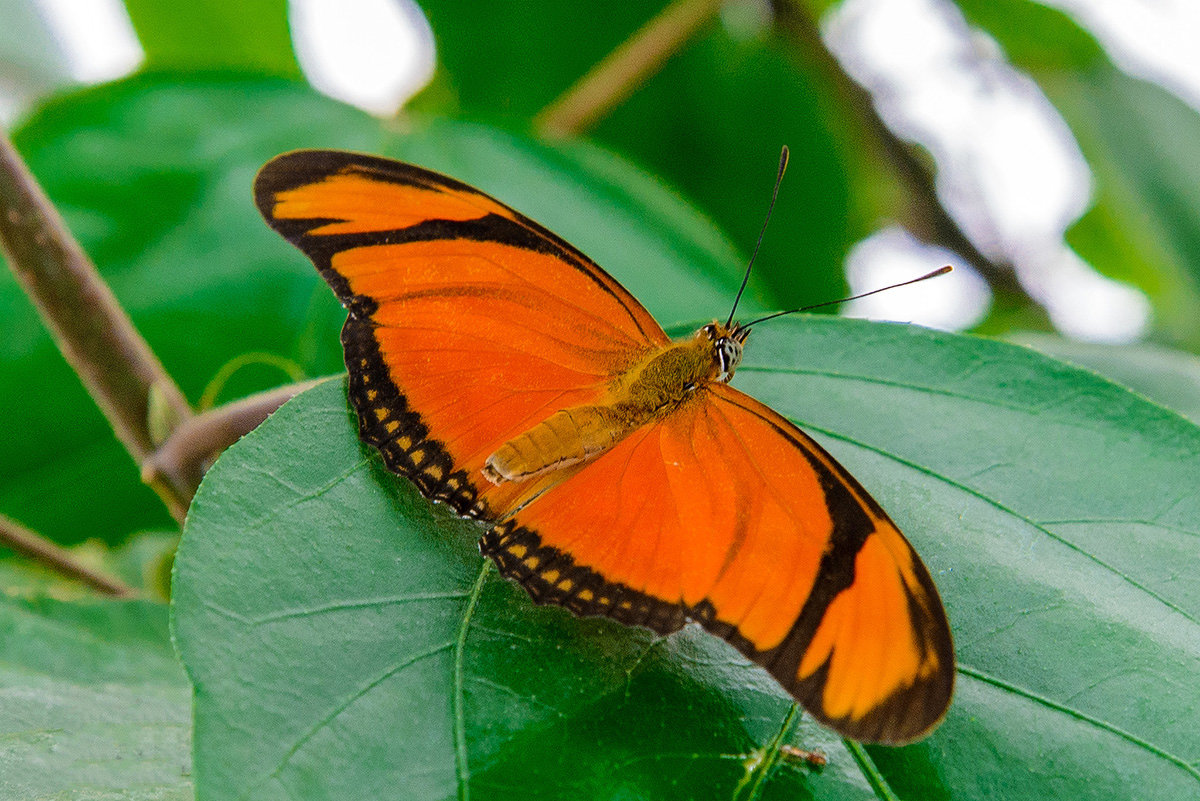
<box><xmin>536</xmin><ymin>0</ymin><xmax>724</xmax><ymax>137</ymax></box>
<box><xmin>0</xmin><ymin>511</ymin><xmax>137</xmax><ymax>597</ymax></box>
<box><xmin>0</xmin><ymin>132</ymin><xmax>195</xmax><ymax>521</ymax></box>
<box><xmin>142</xmin><ymin>378</ymin><xmax>330</xmax><ymax>496</ymax></box>
<box><xmin>774</xmin><ymin>2</ymin><xmax>1042</xmax><ymax>312</ymax></box>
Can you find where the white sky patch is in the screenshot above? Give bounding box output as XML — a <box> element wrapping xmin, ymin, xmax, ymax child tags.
<box><xmin>843</xmin><ymin>227</ymin><xmax>990</xmax><ymax>331</ymax></box>
<box><xmin>1046</xmin><ymin>0</ymin><xmax>1200</xmax><ymax>112</ymax></box>
<box><xmin>824</xmin><ymin>0</ymin><xmax>1150</xmax><ymax>341</ymax></box>
<box><xmin>289</xmin><ymin>0</ymin><xmax>434</xmax><ymax>116</ymax></box>
<box><xmin>1024</xmin><ymin>247</ymin><xmax>1151</xmax><ymax>343</ymax></box>
<box><xmin>33</xmin><ymin>0</ymin><xmax>141</xmax><ymax>82</ymax></box>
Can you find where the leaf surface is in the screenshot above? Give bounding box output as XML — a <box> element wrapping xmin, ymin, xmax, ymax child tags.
<box><xmin>0</xmin><ymin>594</ymin><xmax>192</xmax><ymax>799</ymax></box>
<box><xmin>174</xmin><ymin>318</ymin><xmax>1200</xmax><ymax>799</ymax></box>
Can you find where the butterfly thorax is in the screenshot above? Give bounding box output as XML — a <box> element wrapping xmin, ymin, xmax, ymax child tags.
<box><xmin>482</xmin><ymin>321</ymin><xmax>749</xmax><ymax>485</ymax></box>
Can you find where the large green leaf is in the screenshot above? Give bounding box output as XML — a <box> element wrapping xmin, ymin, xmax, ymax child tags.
<box><xmin>173</xmin><ymin>378</ymin><xmax>871</xmax><ymax>800</ymax></box>
<box><xmin>0</xmin><ymin>594</ymin><xmax>192</xmax><ymax>798</ymax></box>
<box><xmin>953</xmin><ymin>0</ymin><xmax>1200</xmax><ymax>349</ymax></box>
<box><xmin>174</xmin><ymin>318</ymin><xmax>1200</xmax><ymax>799</ymax></box>
<box><xmin>1</xmin><ymin>76</ymin><xmax>744</xmax><ymax>547</ymax></box>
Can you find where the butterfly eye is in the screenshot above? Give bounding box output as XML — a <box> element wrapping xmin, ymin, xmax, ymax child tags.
<box><xmin>714</xmin><ymin>338</ymin><xmax>743</xmax><ymax>381</ymax></box>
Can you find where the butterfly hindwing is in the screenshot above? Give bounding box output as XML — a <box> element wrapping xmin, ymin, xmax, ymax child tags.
<box><xmin>482</xmin><ymin>382</ymin><xmax>953</xmax><ymax>744</ymax></box>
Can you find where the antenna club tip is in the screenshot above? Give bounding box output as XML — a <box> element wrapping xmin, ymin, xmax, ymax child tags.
<box><xmin>779</xmin><ymin>145</ymin><xmax>790</xmax><ymax>174</ymax></box>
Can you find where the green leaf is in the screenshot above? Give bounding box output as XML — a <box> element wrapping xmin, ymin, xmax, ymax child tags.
<box><xmin>173</xmin><ymin>379</ymin><xmax>867</xmax><ymax>800</ymax></box>
<box><xmin>123</xmin><ymin>0</ymin><xmax>300</xmax><ymax>78</ymax></box>
<box><xmin>174</xmin><ymin>319</ymin><xmax>1200</xmax><ymax>799</ymax></box>
<box><xmin>0</xmin><ymin>529</ymin><xmax>178</xmax><ymax>599</ymax></box>
<box><xmin>954</xmin><ymin>0</ymin><xmax>1200</xmax><ymax>348</ymax></box>
<box><xmin>0</xmin><ymin>595</ymin><xmax>192</xmax><ymax>798</ymax></box>
<box><xmin>2</xmin><ymin>74</ymin><xmax>743</xmax><ymax>547</ymax></box>
<box><xmin>1007</xmin><ymin>333</ymin><xmax>1200</xmax><ymax>424</ymax></box>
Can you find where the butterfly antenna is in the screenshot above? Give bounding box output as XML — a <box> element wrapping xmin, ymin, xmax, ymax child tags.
<box><xmin>726</xmin><ymin>145</ymin><xmax>790</xmax><ymax>328</ymax></box>
<box><xmin>741</xmin><ymin>265</ymin><xmax>953</xmax><ymax>329</ymax></box>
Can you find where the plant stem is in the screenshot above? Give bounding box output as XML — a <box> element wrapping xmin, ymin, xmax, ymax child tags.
<box><xmin>775</xmin><ymin>1</ymin><xmax>1043</xmax><ymax>312</ymax></box>
<box><xmin>536</xmin><ymin>0</ymin><xmax>724</xmax><ymax>137</ymax></box>
<box><xmin>142</xmin><ymin>378</ymin><xmax>330</xmax><ymax>496</ymax></box>
<box><xmin>0</xmin><ymin>131</ymin><xmax>195</xmax><ymax>522</ymax></box>
<box><xmin>0</xmin><ymin>512</ymin><xmax>137</xmax><ymax>597</ymax></box>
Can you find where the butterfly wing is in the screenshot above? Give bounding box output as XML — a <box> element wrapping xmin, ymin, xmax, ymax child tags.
<box><xmin>481</xmin><ymin>381</ymin><xmax>953</xmax><ymax>744</ymax></box>
<box><xmin>255</xmin><ymin>150</ymin><xmax>669</xmax><ymax>517</ymax></box>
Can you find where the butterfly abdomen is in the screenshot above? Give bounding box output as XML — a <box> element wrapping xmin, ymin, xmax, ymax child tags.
<box><xmin>484</xmin><ymin>336</ymin><xmax>719</xmax><ymax>485</ymax></box>
<box><xmin>483</xmin><ymin>405</ymin><xmax>633</xmax><ymax>483</ymax></box>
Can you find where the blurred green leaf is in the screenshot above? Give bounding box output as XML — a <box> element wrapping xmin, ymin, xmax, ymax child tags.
<box><xmin>1</xmin><ymin>529</ymin><xmax>177</xmax><ymax>599</ymax></box>
<box><xmin>174</xmin><ymin>317</ymin><xmax>1200</xmax><ymax>799</ymax></box>
<box><xmin>0</xmin><ymin>74</ymin><xmax>751</xmax><ymax>547</ymax></box>
<box><xmin>950</xmin><ymin>0</ymin><xmax>1105</xmax><ymax>71</ymax></box>
<box><xmin>1008</xmin><ymin>332</ymin><xmax>1200</xmax><ymax>424</ymax></box>
<box><xmin>0</xmin><ymin>595</ymin><xmax>192</xmax><ymax>798</ymax></box>
<box><xmin>1</xmin><ymin>74</ymin><xmax>377</xmax><ymax>546</ymax></box>
<box><xmin>954</xmin><ymin>0</ymin><xmax>1200</xmax><ymax>349</ymax></box>
<box><xmin>124</xmin><ymin>0</ymin><xmax>300</xmax><ymax>78</ymax></box>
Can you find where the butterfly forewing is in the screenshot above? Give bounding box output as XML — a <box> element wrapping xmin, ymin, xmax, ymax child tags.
<box><xmin>255</xmin><ymin>150</ymin><xmax>666</xmax><ymax>516</ymax></box>
<box><xmin>255</xmin><ymin>149</ymin><xmax>954</xmax><ymax>744</ymax></box>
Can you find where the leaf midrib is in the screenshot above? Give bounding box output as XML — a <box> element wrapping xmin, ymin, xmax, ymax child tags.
<box><xmin>453</xmin><ymin>561</ymin><xmax>492</xmax><ymax>801</ymax></box>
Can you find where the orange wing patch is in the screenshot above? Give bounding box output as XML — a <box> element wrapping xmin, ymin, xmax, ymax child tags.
<box><xmin>269</xmin><ymin>171</ymin><xmax>519</xmax><ymax>236</ymax></box>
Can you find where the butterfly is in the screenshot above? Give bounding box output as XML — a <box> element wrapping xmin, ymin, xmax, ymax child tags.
<box><xmin>254</xmin><ymin>149</ymin><xmax>954</xmax><ymax>745</ymax></box>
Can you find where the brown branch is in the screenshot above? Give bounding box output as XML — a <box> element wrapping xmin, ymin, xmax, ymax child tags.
<box><xmin>536</xmin><ymin>0</ymin><xmax>724</xmax><ymax>137</ymax></box>
<box><xmin>775</xmin><ymin>1</ymin><xmax>1044</xmax><ymax>314</ymax></box>
<box><xmin>0</xmin><ymin>511</ymin><xmax>137</xmax><ymax>598</ymax></box>
<box><xmin>142</xmin><ymin>378</ymin><xmax>329</xmax><ymax>496</ymax></box>
<box><xmin>0</xmin><ymin>131</ymin><xmax>196</xmax><ymax>522</ymax></box>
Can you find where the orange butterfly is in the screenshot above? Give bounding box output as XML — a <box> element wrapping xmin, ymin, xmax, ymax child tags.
<box><xmin>254</xmin><ymin>150</ymin><xmax>954</xmax><ymax>744</ymax></box>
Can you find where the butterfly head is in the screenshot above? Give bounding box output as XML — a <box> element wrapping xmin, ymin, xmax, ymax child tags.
<box><xmin>700</xmin><ymin>321</ymin><xmax>750</xmax><ymax>383</ymax></box>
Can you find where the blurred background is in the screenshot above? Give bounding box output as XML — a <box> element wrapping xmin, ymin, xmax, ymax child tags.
<box><xmin>11</xmin><ymin>0</ymin><xmax>1200</xmax><ymax>342</ymax></box>
<box><xmin>4</xmin><ymin>0</ymin><xmax>1200</xmax><ymax>549</ymax></box>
